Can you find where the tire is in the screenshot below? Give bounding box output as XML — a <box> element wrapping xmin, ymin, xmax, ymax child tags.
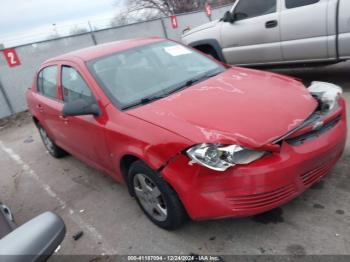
<box><xmin>37</xmin><ymin>124</ymin><xmax>68</xmax><ymax>158</ymax></box>
<box><xmin>196</xmin><ymin>46</ymin><xmax>221</xmax><ymax>61</ymax></box>
<box><xmin>128</xmin><ymin>161</ymin><xmax>188</xmax><ymax>230</ymax></box>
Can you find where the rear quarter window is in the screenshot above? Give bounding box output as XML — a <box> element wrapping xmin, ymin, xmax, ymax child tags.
<box><xmin>37</xmin><ymin>66</ymin><xmax>58</xmax><ymax>99</ymax></box>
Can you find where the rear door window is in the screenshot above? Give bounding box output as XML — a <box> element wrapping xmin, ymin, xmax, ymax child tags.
<box><xmin>37</xmin><ymin>66</ymin><xmax>58</xmax><ymax>99</ymax></box>
<box><xmin>285</xmin><ymin>0</ymin><xmax>320</xmax><ymax>9</ymax></box>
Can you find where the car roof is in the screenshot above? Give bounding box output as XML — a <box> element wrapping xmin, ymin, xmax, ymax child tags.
<box><xmin>44</xmin><ymin>37</ymin><xmax>166</xmax><ymax>63</ymax></box>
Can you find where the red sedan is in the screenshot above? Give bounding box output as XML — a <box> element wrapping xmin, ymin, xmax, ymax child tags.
<box><xmin>26</xmin><ymin>38</ymin><xmax>347</xmax><ymax>229</ymax></box>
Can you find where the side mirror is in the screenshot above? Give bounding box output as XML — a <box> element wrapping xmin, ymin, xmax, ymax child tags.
<box><xmin>63</xmin><ymin>99</ymin><xmax>101</xmax><ymax>117</ymax></box>
<box><xmin>233</xmin><ymin>12</ymin><xmax>248</xmax><ymax>21</ymax></box>
<box><xmin>222</xmin><ymin>11</ymin><xmax>234</xmax><ymax>23</ymax></box>
<box><xmin>0</xmin><ymin>212</ymin><xmax>66</xmax><ymax>261</ymax></box>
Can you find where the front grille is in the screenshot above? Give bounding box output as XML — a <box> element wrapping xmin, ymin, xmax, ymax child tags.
<box><xmin>227</xmin><ymin>184</ymin><xmax>296</xmax><ymax>211</ymax></box>
<box><xmin>287</xmin><ymin>116</ymin><xmax>341</xmax><ymax>146</ymax></box>
<box><xmin>299</xmin><ymin>160</ymin><xmax>335</xmax><ymax>187</ymax></box>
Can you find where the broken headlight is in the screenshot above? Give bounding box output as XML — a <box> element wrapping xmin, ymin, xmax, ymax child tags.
<box><xmin>308</xmin><ymin>81</ymin><xmax>343</xmax><ymax>112</ymax></box>
<box><xmin>186</xmin><ymin>144</ymin><xmax>266</xmax><ymax>171</ymax></box>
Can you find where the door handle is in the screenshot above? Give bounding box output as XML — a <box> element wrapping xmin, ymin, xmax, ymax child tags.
<box><xmin>59</xmin><ymin>115</ymin><xmax>69</xmax><ymax>125</ymax></box>
<box><xmin>36</xmin><ymin>104</ymin><xmax>44</xmax><ymax>113</ymax></box>
<box><xmin>265</xmin><ymin>20</ymin><xmax>278</xmax><ymax>28</ymax></box>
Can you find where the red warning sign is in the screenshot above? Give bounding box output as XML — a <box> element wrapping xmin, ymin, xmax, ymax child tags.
<box><xmin>170</xmin><ymin>15</ymin><xmax>178</xmax><ymax>29</ymax></box>
<box><xmin>2</xmin><ymin>48</ymin><xmax>21</xmax><ymax>68</ymax></box>
<box><xmin>205</xmin><ymin>3</ymin><xmax>212</xmax><ymax>17</ymax></box>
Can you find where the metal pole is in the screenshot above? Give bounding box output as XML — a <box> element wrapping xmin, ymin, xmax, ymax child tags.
<box><xmin>88</xmin><ymin>21</ymin><xmax>98</xmax><ymax>45</ymax></box>
<box><xmin>160</xmin><ymin>18</ymin><xmax>169</xmax><ymax>38</ymax></box>
<box><xmin>0</xmin><ymin>79</ymin><xmax>14</xmax><ymax>115</ymax></box>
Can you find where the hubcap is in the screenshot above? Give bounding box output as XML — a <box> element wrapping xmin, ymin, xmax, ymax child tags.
<box><xmin>133</xmin><ymin>173</ymin><xmax>168</xmax><ymax>222</ymax></box>
<box><xmin>39</xmin><ymin>127</ymin><xmax>55</xmax><ymax>153</ymax></box>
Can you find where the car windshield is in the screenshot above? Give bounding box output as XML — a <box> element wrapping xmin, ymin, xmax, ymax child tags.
<box><xmin>87</xmin><ymin>40</ymin><xmax>225</xmax><ymax>110</ymax></box>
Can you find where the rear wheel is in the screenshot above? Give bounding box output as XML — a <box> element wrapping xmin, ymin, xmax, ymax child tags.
<box><xmin>38</xmin><ymin>125</ymin><xmax>67</xmax><ymax>158</ymax></box>
<box><xmin>129</xmin><ymin>161</ymin><xmax>187</xmax><ymax>230</ymax></box>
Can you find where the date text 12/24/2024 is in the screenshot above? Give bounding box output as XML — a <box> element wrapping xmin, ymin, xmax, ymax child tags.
<box><xmin>127</xmin><ymin>255</ymin><xmax>222</xmax><ymax>261</ymax></box>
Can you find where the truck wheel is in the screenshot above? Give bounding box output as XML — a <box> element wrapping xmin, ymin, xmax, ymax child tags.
<box><xmin>128</xmin><ymin>161</ymin><xmax>188</xmax><ymax>230</ymax></box>
<box><xmin>206</xmin><ymin>49</ymin><xmax>220</xmax><ymax>60</ymax></box>
<box><xmin>195</xmin><ymin>45</ymin><xmax>221</xmax><ymax>61</ymax></box>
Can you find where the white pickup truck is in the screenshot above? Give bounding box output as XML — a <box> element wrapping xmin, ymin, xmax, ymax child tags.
<box><xmin>182</xmin><ymin>0</ymin><xmax>350</xmax><ymax>67</ymax></box>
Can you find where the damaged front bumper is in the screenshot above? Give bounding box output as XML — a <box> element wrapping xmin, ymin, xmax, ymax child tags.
<box><xmin>160</xmin><ymin>98</ymin><xmax>347</xmax><ymax>220</ymax></box>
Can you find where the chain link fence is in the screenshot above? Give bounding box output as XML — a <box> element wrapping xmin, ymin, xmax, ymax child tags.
<box><xmin>0</xmin><ymin>5</ymin><xmax>231</xmax><ymax>119</ymax></box>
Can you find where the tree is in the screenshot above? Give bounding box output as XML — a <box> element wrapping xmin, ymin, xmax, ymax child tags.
<box><xmin>110</xmin><ymin>8</ymin><xmax>132</xmax><ymax>27</ymax></box>
<box><xmin>0</xmin><ymin>43</ymin><xmax>4</xmax><ymax>50</ymax></box>
<box><xmin>70</xmin><ymin>26</ymin><xmax>89</xmax><ymax>35</ymax></box>
<box><xmin>46</xmin><ymin>32</ymin><xmax>60</xmax><ymax>40</ymax></box>
<box><xmin>121</xmin><ymin>0</ymin><xmax>203</xmax><ymax>16</ymax></box>
<box><xmin>110</xmin><ymin>4</ymin><xmax>163</xmax><ymax>27</ymax></box>
<box><xmin>111</xmin><ymin>0</ymin><xmax>236</xmax><ymax>27</ymax></box>
<box><xmin>208</xmin><ymin>0</ymin><xmax>236</xmax><ymax>8</ymax></box>
<box><xmin>118</xmin><ymin>0</ymin><xmax>235</xmax><ymax>16</ymax></box>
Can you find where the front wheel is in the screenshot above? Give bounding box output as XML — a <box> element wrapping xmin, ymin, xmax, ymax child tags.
<box><xmin>129</xmin><ymin>161</ymin><xmax>188</xmax><ymax>230</ymax></box>
<box><xmin>38</xmin><ymin>125</ymin><xmax>67</xmax><ymax>158</ymax></box>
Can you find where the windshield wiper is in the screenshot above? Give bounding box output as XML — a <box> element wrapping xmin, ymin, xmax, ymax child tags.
<box><xmin>166</xmin><ymin>70</ymin><xmax>223</xmax><ymax>96</ymax></box>
<box><xmin>188</xmin><ymin>70</ymin><xmax>222</xmax><ymax>86</ymax></box>
<box><xmin>122</xmin><ymin>94</ymin><xmax>167</xmax><ymax>110</ymax></box>
<box><xmin>140</xmin><ymin>94</ymin><xmax>167</xmax><ymax>104</ymax></box>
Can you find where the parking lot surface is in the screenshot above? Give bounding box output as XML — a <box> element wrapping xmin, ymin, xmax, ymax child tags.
<box><xmin>0</xmin><ymin>61</ymin><xmax>349</xmax><ymax>256</ymax></box>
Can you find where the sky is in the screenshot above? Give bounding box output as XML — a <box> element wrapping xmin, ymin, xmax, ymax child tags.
<box><xmin>0</xmin><ymin>0</ymin><xmax>126</xmax><ymax>47</ymax></box>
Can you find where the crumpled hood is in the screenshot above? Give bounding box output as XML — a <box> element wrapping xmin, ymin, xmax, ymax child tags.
<box><xmin>183</xmin><ymin>20</ymin><xmax>220</xmax><ymax>37</ymax></box>
<box><xmin>127</xmin><ymin>67</ymin><xmax>317</xmax><ymax>148</ymax></box>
